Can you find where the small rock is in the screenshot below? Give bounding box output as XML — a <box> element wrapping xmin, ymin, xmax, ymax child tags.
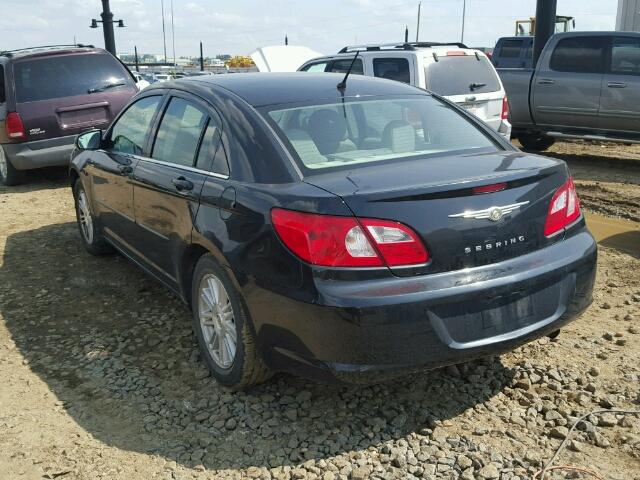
<box><xmin>549</xmin><ymin>426</ymin><xmax>569</xmax><ymax>439</ymax></box>
<box><xmin>601</xmin><ymin>302</ymin><xmax>612</xmax><ymax>309</ymax></box>
<box><xmin>588</xmin><ymin>367</ymin><xmax>600</xmax><ymax>377</ymax></box>
<box><xmin>478</xmin><ymin>463</ymin><xmax>500</xmax><ymax>479</ymax></box>
<box><xmin>225</xmin><ymin>418</ymin><xmax>237</xmax><ymax>430</ymax></box>
<box><xmin>598</xmin><ymin>413</ymin><xmax>617</xmax><ymax>427</ymax></box>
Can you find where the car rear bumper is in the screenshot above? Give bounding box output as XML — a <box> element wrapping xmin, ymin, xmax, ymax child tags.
<box><xmin>247</xmin><ymin>227</ymin><xmax>597</xmax><ymax>383</ymax></box>
<box><xmin>3</xmin><ymin>135</ymin><xmax>76</xmax><ymax>170</ymax></box>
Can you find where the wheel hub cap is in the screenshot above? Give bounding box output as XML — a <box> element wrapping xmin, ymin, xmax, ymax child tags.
<box><xmin>198</xmin><ymin>274</ymin><xmax>236</xmax><ymax>369</ymax></box>
<box><xmin>77</xmin><ymin>190</ymin><xmax>94</xmax><ymax>244</ymax></box>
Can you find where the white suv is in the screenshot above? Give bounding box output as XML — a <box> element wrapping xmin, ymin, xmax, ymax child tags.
<box><xmin>298</xmin><ymin>42</ymin><xmax>511</xmax><ymax>139</ymax></box>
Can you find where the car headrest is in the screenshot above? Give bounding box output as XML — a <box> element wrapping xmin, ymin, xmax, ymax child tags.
<box><xmin>307</xmin><ymin>109</ymin><xmax>347</xmax><ymax>155</ymax></box>
<box><xmin>382</xmin><ymin>120</ymin><xmax>416</xmax><ymax>153</ymax></box>
<box><xmin>285</xmin><ymin>129</ymin><xmax>326</xmax><ymax>164</ymax></box>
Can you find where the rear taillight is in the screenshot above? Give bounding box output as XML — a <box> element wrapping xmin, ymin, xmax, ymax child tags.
<box><xmin>544</xmin><ymin>178</ymin><xmax>581</xmax><ymax>237</ymax></box>
<box><xmin>5</xmin><ymin>112</ymin><xmax>26</xmax><ymax>140</ymax></box>
<box><xmin>271</xmin><ymin>208</ymin><xmax>429</xmax><ymax>268</ymax></box>
<box><xmin>501</xmin><ymin>96</ymin><xmax>509</xmax><ymax>120</ymax></box>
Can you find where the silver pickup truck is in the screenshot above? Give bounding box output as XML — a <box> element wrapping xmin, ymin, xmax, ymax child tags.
<box><xmin>498</xmin><ymin>31</ymin><xmax>640</xmax><ymax>150</ymax></box>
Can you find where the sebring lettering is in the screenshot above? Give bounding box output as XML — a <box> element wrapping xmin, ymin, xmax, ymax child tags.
<box><xmin>464</xmin><ymin>236</ymin><xmax>525</xmax><ymax>254</ymax></box>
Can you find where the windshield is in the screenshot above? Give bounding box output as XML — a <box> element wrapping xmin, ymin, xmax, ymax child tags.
<box><xmin>425</xmin><ymin>55</ymin><xmax>501</xmax><ymax>96</ymax></box>
<box><xmin>264</xmin><ymin>96</ymin><xmax>498</xmax><ymax>173</ymax></box>
<box><xmin>13</xmin><ymin>53</ymin><xmax>133</xmax><ymax>103</ymax></box>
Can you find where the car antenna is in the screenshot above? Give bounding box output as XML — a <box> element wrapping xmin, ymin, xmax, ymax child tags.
<box><xmin>337</xmin><ymin>50</ymin><xmax>360</xmax><ymax>91</ymax></box>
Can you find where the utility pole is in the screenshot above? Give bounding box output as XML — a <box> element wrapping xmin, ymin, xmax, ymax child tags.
<box><xmin>134</xmin><ymin>45</ymin><xmax>140</xmax><ymax>71</ymax></box>
<box><xmin>199</xmin><ymin>41</ymin><xmax>204</xmax><ymax>71</ymax></box>
<box><xmin>170</xmin><ymin>0</ymin><xmax>176</xmax><ymax>66</ymax></box>
<box><xmin>405</xmin><ymin>26</ymin><xmax>409</xmax><ymax>43</ymax></box>
<box><xmin>415</xmin><ymin>1</ymin><xmax>421</xmax><ymax>42</ymax></box>
<box><xmin>285</xmin><ymin>34</ymin><xmax>288</xmax><ymax>46</ymax></box>
<box><xmin>461</xmin><ymin>0</ymin><xmax>467</xmax><ymax>44</ymax></box>
<box><xmin>533</xmin><ymin>0</ymin><xmax>557</xmax><ymax>65</ymax></box>
<box><xmin>160</xmin><ymin>0</ymin><xmax>167</xmax><ymax>62</ymax></box>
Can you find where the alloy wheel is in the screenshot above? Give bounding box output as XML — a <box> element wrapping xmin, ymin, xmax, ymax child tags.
<box><xmin>0</xmin><ymin>148</ymin><xmax>7</xmax><ymax>180</ymax></box>
<box><xmin>77</xmin><ymin>190</ymin><xmax>94</xmax><ymax>244</ymax></box>
<box><xmin>198</xmin><ymin>273</ymin><xmax>237</xmax><ymax>369</ymax></box>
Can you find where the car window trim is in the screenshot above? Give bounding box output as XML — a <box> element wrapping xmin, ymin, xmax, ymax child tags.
<box><xmin>136</xmin><ymin>155</ymin><xmax>229</xmax><ymax>179</ymax></box>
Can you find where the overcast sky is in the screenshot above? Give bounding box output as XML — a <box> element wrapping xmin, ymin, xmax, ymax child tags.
<box><xmin>0</xmin><ymin>0</ymin><xmax>618</xmax><ymax>58</ymax></box>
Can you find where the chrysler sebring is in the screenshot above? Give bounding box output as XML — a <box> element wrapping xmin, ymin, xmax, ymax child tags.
<box><xmin>69</xmin><ymin>73</ymin><xmax>596</xmax><ymax>388</ymax></box>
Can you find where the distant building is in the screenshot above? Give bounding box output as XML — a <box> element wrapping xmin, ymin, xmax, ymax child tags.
<box><xmin>617</xmin><ymin>0</ymin><xmax>640</xmax><ymax>31</ymax></box>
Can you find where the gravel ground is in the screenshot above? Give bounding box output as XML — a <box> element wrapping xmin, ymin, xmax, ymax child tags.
<box><xmin>0</xmin><ymin>142</ymin><xmax>639</xmax><ymax>480</ymax></box>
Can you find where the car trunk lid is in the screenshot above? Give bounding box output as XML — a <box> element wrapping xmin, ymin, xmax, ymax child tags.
<box><xmin>304</xmin><ymin>150</ymin><xmax>569</xmax><ymax>276</ymax></box>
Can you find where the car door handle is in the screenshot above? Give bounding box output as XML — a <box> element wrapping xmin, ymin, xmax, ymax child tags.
<box><xmin>607</xmin><ymin>82</ymin><xmax>627</xmax><ymax>88</ymax></box>
<box><xmin>172</xmin><ymin>177</ymin><xmax>194</xmax><ymax>192</ymax></box>
<box><xmin>118</xmin><ymin>164</ymin><xmax>133</xmax><ymax>175</ymax></box>
<box><xmin>537</xmin><ymin>78</ymin><xmax>555</xmax><ymax>85</ymax></box>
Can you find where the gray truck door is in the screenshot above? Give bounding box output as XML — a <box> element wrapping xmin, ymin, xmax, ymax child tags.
<box><xmin>599</xmin><ymin>36</ymin><xmax>640</xmax><ymax>135</ymax></box>
<box><xmin>532</xmin><ymin>36</ymin><xmax>606</xmax><ymax>130</ymax></box>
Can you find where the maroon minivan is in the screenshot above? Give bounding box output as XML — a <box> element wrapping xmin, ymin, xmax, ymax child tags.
<box><xmin>0</xmin><ymin>45</ymin><xmax>138</xmax><ymax>185</ymax></box>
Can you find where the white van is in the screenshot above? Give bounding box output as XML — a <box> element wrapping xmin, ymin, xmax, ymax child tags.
<box><xmin>298</xmin><ymin>42</ymin><xmax>511</xmax><ymax>139</ymax></box>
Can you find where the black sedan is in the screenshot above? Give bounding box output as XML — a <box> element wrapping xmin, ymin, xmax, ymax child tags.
<box><xmin>70</xmin><ymin>73</ymin><xmax>596</xmax><ymax>389</ymax></box>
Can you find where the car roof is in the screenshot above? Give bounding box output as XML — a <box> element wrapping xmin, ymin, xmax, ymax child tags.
<box><xmin>154</xmin><ymin>72</ymin><xmax>427</xmax><ymax>107</ymax></box>
<box><xmin>0</xmin><ymin>45</ymin><xmax>103</xmax><ymax>60</ymax></box>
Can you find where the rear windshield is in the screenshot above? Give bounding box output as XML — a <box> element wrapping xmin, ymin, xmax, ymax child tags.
<box><xmin>13</xmin><ymin>53</ymin><xmax>133</xmax><ymax>103</ymax></box>
<box><xmin>263</xmin><ymin>96</ymin><xmax>498</xmax><ymax>173</ymax></box>
<box><xmin>425</xmin><ymin>55</ymin><xmax>501</xmax><ymax>96</ymax></box>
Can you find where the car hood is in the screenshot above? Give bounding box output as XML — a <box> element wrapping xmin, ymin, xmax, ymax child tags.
<box><xmin>250</xmin><ymin>45</ymin><xmax>324</xmax><ymax>72</ymax></box>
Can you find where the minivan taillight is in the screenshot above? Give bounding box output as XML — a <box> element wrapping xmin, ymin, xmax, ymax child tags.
<box><xmin>271</xmin><ymin>209</ymin><xmax>429</xmax><ymax>267</ymax></box>
<box><xmin>501</xmin><ymin>96</ymin><xmax>509</xmax><ymax>120</ymax></box>
<box><xmin>5</xmin><ymin>112</ymin><xmax>26</xmax><ymax>140</ymax></box>
<box><xmin>544</xmin><ymin>178</ymin><xmax>581</xmax><ymax>237</ymax></box>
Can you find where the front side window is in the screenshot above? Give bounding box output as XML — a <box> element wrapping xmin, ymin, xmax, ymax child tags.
<box><xmin>373</xmin><ymin>58</ymin><xmax>410</xmax><ymax>84</ymax></box>
<box><xmin>110</xmin><ymin>96</ymin><xmax>162</xmax><ymax>155</ymax></box>
<box><xmin>611</xmin><ymin>37</ymin><xmax>640</xmax><ymax>75</ymax></box>
<box><xmin>327</xmin><ymin>58</ymin><xmax>364</xmax><ymax>75</ymax></box>
<box><xmin>425</xmin><ymin>55</ymin><xmax>500</xmax><ymax>95</ymax></box>
<box><xmin>549</xmin><ymin>36</ymin><xmax>605</xmax><ymax>74</ymax></box>
<box><xmin>264</xmin><ymin>96</ymin><xmax>497</xmax><ymax>173</ymax></box>
<box><xmin>301</xmin><ymin>61</ymin><xmax>329</xmax><ymax>72</ymax></box>
<box><xmin>13</xmin><ymin>53</ymin><xmax>134</xmax><ymax>103</ymax></box>
<box><xmin>152</xmin><ymin>97</ymin><xmax>208</xmax><ymax>167</ymax></box>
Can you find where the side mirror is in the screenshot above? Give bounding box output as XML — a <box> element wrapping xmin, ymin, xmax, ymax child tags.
<box><xmin>76</xmin><ymin>129</ymin><xmax>102</xmax><ymax>151</ymax></box>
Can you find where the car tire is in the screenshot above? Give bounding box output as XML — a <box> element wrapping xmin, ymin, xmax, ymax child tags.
<box><xmin>73</xmin><ymin>179</ymin><xmax>114</xmax><ymax>255</ymax></box>
<box><xmin>191</xmin><ymin>254</ymin><xmax>272</xmax><ymax>389</ymax></box>
<box><xmin>517</xmin><ymin>134</ymin><xmax>555</xmax><ymax>151</ymax></box>
<box><xmin>0</xmin><ymin>146</ymin><xmax>24</xmax><ymax>186</ymax></box>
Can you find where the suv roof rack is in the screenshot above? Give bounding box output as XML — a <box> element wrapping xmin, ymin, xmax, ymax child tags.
<box><xmin>0</xmin><ymin>44</ymin><xmax>95</xmax><ymax>58</ymax></box>
<box><xmin>338</xmin><ymin>41</ymin><xmax>468</xmax><ymax>53</ymax></box>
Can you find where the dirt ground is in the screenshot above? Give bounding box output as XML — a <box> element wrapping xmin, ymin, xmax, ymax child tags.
<box><xmin>0</xmin><ymin>141</ymin><xmax>638</xmax><ymax>480</ymax></box>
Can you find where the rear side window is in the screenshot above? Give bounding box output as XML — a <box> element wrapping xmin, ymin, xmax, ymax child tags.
<box><xmin>499</xmin><ymin>40</ymin><xmax>523</xmax><ymax>58</ymax></box>
<box><xmin>373</xmin><ymin>58</ymin><xmax>410</xmax><ymax>84</ymax></box>
<box><xmin>110</xmin><ymin>96</ymin><xmax>162</xmax><ymax>155</ymax></box>
<box><xmin>13</xmin><ymin>53</ymin><xmax>134</xmax><ymax>103</ymax></box>
<box><xmin>327</xmin><ymin>58</ymin><xmax>364</xmax><ymax>75</ymax></box>
<box><xmin>611</xmin><ymin>37</ymin><xmax>640</xmax><ymax>75</ymax></box>
<box><xmin>549</xmin><ymin>37</ymin><xmax>605</xmax><ymax>74</ymax></box>
<box><xmin>0</xmin><ymin>65</ymin><xmax>5</xmax><ymax>103</ymax></box>
<box><xmin>196</xmin><ymin>118</ymin><xmax>228</xmax><ymax>176</ymax></box>
<box><xmin>425</xmin><ymin>55</ymin><xmax>500</xmax><ymax>95</ymax></box>
<box><xmin>152</xmin><ymin>97</ymin><xmax>208</xmax><ymax>167</ymax></box>
<box><xmin>300</xmin><ymin>61</ymin><xmax>329</xmax><ymax>72</ymax></box>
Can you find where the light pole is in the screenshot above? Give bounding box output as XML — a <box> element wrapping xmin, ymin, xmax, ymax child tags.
<box><xmin>170</xmin><ymin>0</ymin><xmax>176</xmax><ymax>67</ymax></box>
<box><xmin>160</xmin><ymin>0</ymin><xmax>168</xmax><ymax>62</ymax></box>
<box><xmin>461</xmin><ymin>0</ymin><xmax>467</xmax><ymax>44</ymax></box>
<box><xmin>90</xmin><ymin>0</ymin><xmax>125</xmax><ymax>56</ymax></box>
<box><xmin>415</xmin><ymin>1</ymin><xmax>421</xmax><ymax>42</ymax></box>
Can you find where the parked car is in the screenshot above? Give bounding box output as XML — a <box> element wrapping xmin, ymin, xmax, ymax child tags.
<box><xmin>496</xmin><ymin>31</ymin><xmax>640</xmax><ymax>150</ymax></box>
<box><xmin>132</xmin><ymin>71</ymin><xmax>151</xmax><ymax>90</ymax></box>
<box><xmin>298</xmin><ymin>42</ymin><xmax>512</xmax><ymax>139</ymax></box>
<box><xmin>69</xmin><ymin>73</ymin><xmax>596</xmax><ymax>388</ymax></box>
<box><xmin>492</xmin><ymin>36</ymin><xmax>534</xmax><ymax>69</ymax></box>
<box><xmin>0</xmin><ymin>45</ymin><xmax>138</xmax><ymax>185</ymax></box>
